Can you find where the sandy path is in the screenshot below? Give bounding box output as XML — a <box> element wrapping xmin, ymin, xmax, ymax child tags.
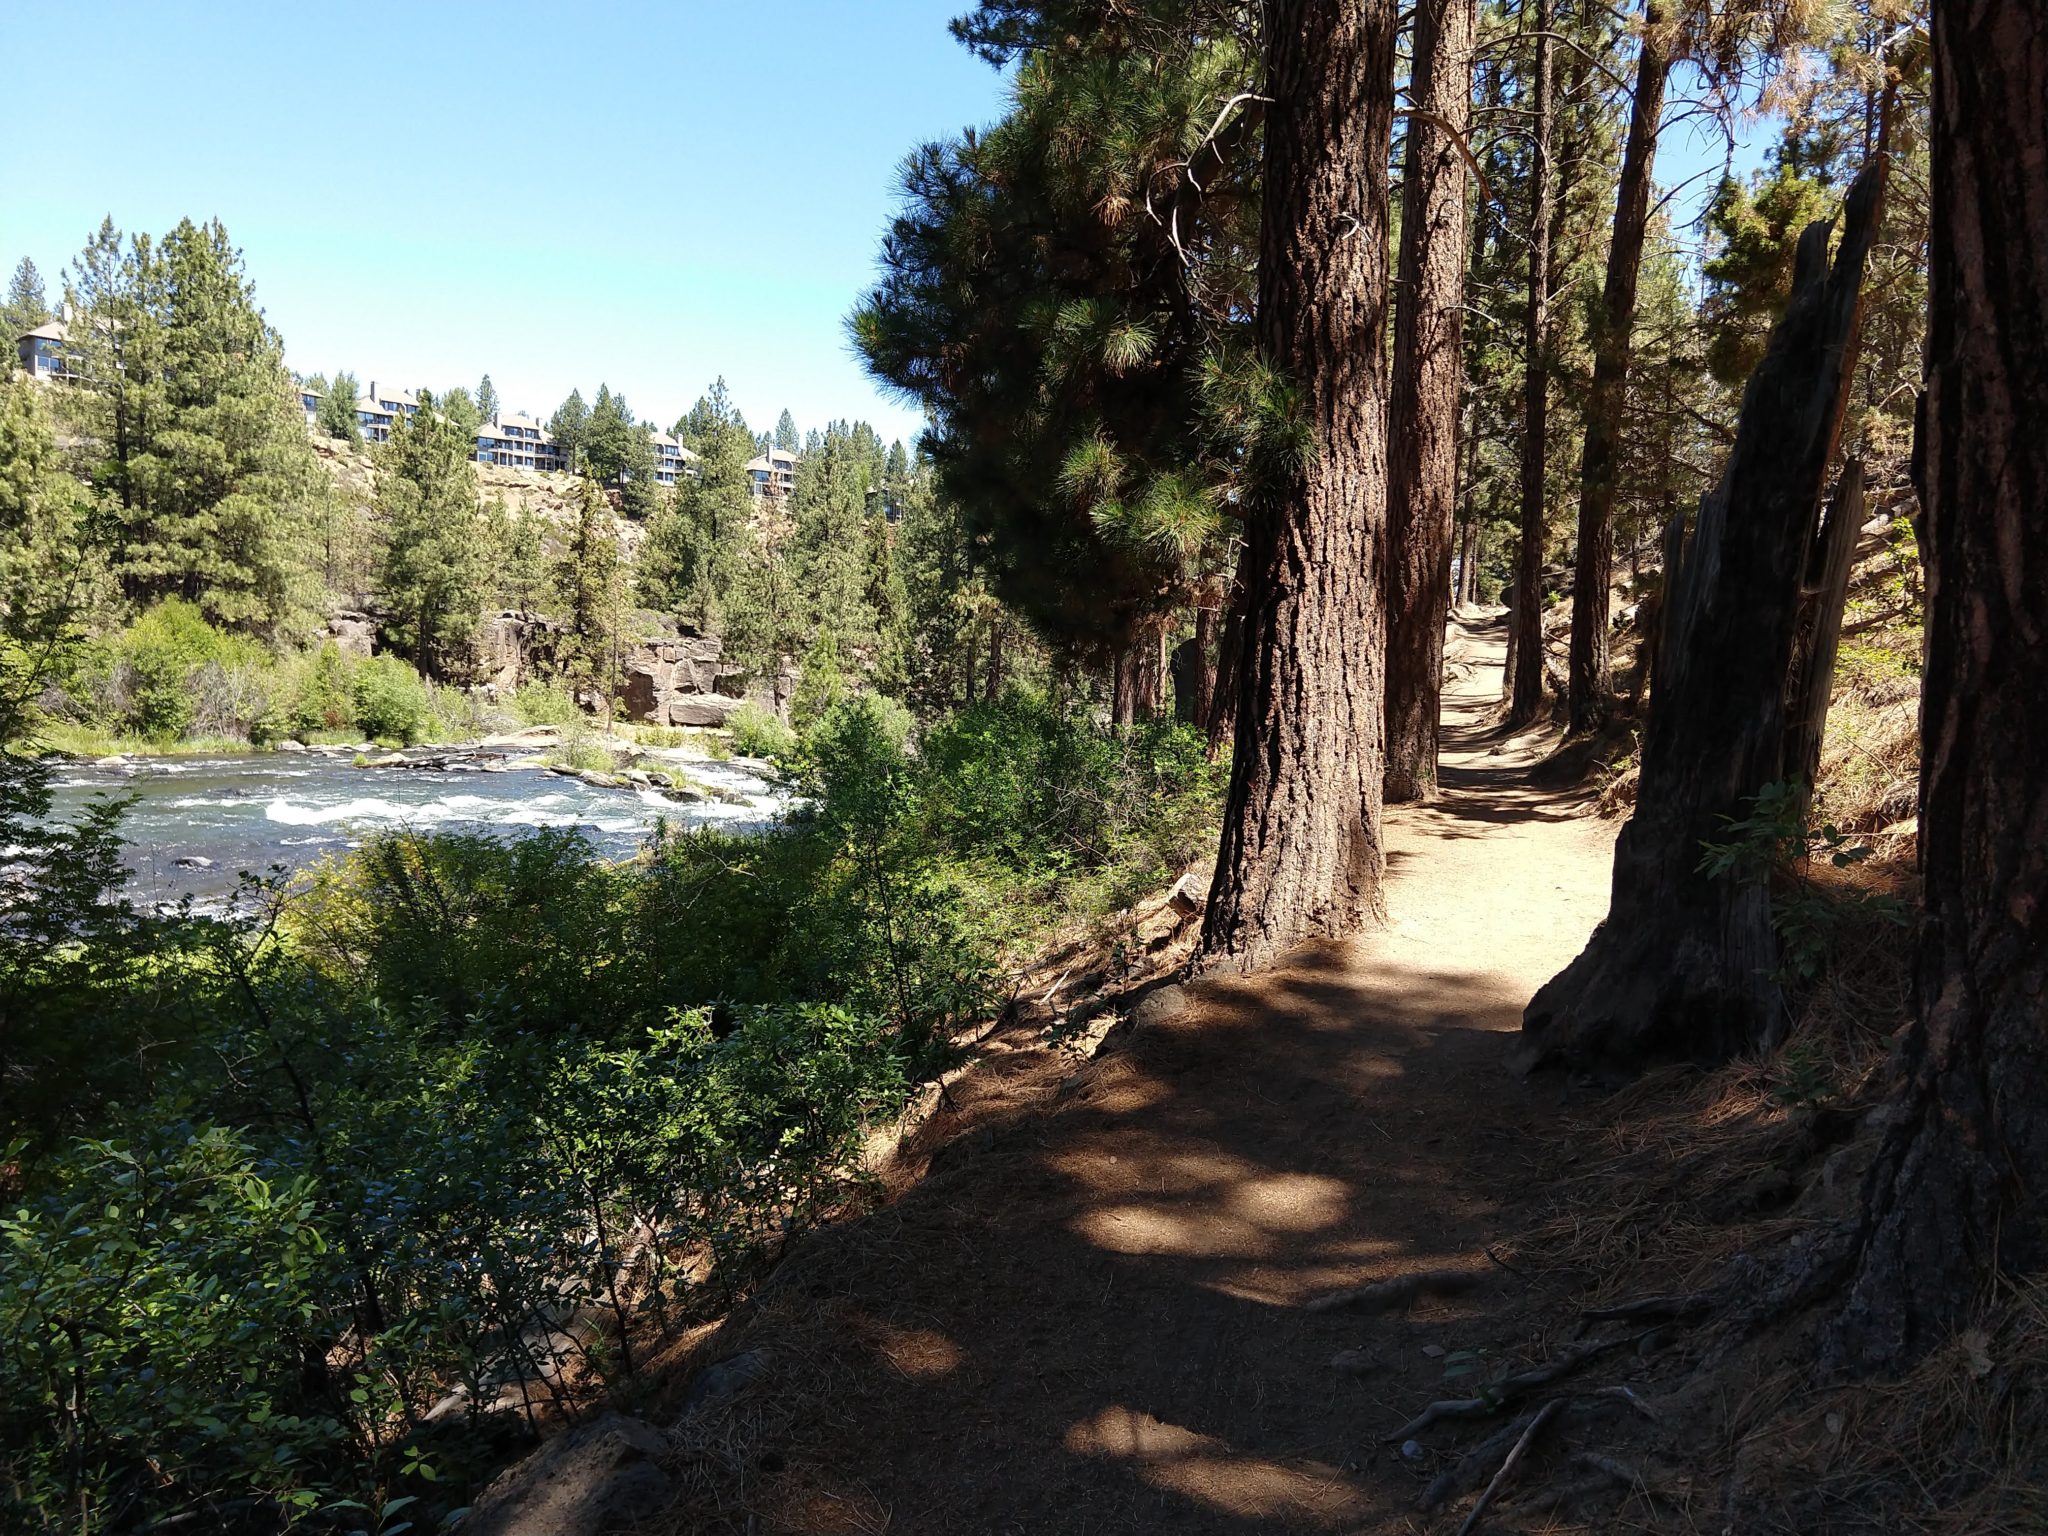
<box><xmin>670</xmin><ymin>615</ymin><xmax>1622</xmax><ymax>1535</ymax></box>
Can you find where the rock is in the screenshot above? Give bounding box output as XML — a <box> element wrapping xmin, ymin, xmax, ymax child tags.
<box><xmin>328</xmin><ymin>612</ymin><xmax>376</xmax><ymax>659</ymax></box>
<box><xmin>94</xmin><ymin>754</ymin><xmax>128</xmax><ymax>767</ymax></box>
<box><xmin>273</xmin><ymin>739</ymin><xmax>307</xmax><ymax>753</ymax></box>
<box><xmin>173</xmin><ymin>855</ymin><xmax>215</xmax><ymax>870</ymax></box>
<box><xmin>621</xmin><ymin>768</ymin><xmax>652</xmax><ymax>786</ymax></box>
<box><xmin>577</xmin><ymin>770</ymin><xmax>626</xmax><ymax>790</ymax></box>
<box><xmin>1328</xmin><ymin>1348</ymin><xmax>1381</xmax><ymax>1375</ymax></box>
<box><xmin>681</xmin><ymin>1349</ymin><xmax>770</xmax><ymax>1419</ymax></box>
<box><xmin>459</xmin><ymin>1413</ymin><xmax>671</xmax><ymax>1536</ymax></box>
<box><xmin>481</xmin><ymin>725</ymin><xmax>564</xmax><ymax>750</ymax></box>
<box><xmin>358</xmin><ymin>753</ymin><xmax>406</xmax><ymax>768</ymax></box>
<box><xmin>618</xmin><ymin>635</ymin><xmax>730</xmax><ymax>723</ymax></box>
<box><xmin>667</xmin><ymin>694</ymin><xmax>745</xmax><ymax>728</ymax></box>
<box><xmin>1130</xmin><ymin>984</ymin><xmax>1189</xmax><ymax>1032</ymax></box>
<box><xmin>1166</xmin><ymin>870</ymin><xmax>1209</xmax><ymax>917</ymax></box>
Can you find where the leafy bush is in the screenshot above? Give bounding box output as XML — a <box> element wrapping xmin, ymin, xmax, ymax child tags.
<box><xmin>280</xmin><ymin>642</ymin><xmax>358</xmax><ymax>739</ymax></box>
<box><xmin>729</xmin><ymin>699</ymin><xmax>797</xmax><ymax>761</ymax></box>
<box><xmin>511</xmin><ymin>679</ymin><xmax>582</xmax><ymax>727</ymax></box>
<box><xmin>350</xmin><ymin>655</ymin><xmax>430</xmax><ymax>744</ymax></box>
<box><xmin>109</xmin><ymin>600</ymin><xmax>252</xmax><ymax>741</ymax></box>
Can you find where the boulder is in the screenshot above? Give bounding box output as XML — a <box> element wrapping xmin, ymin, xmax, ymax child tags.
<box><xmin>328</xmin><ymin>612</ymin><xmax>376</xmax><ymax>659</ymax></box>
<box><xmin>459</xmin><ymin>1413</ymin><xmax>672</xmax><ymax>1536</ymax></box>
<box><xmin>273</xmin><ymin>739</ymin><xmax>308</xmax><ymax>753</ymax></box>
<box><xmin>173</xmin><ymin>855</ymin><xmax>215</xmax><ymax>871</ymax></box>
<box><xmin>615</xmin><ymin>635</ymin><xmax>731</xmax><ymax>723</ymax></box>
<box><xmin>667</xmin><ymin>694</ymin><xmax>745</xmax><ymax>728</ymax></box>
<box><xmin>1131</xmin><ymin>984</ymin><xmax>1190</xmax><ymax>1032</ymax></box>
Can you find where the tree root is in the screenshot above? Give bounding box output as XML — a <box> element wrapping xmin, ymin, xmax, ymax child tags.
<box><xmin>1304</xmin><ymin>1266</ymin><xmax>1486</xmax><ymax>1315</ymax></box>
<box><xmin>1579</xmin><ymin>1291</ymin><xmax>1714</xmax><ymax>1325</ymax></box>
<box><xmin>1456</xmin><ymin>1398</ymin><xmax>1563</xmax><ymax>1535</ymax></box>
<box><xmin>1385</xmin><ymin>1331</ymin><xmax>1648</xmax><ymax>1441</ymax></box>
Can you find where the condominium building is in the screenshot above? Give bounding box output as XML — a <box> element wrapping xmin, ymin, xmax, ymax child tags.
<box><xmin>746</xmin><ymin>446</ymin><xmax>798</xmax><ymax>498</ymax></box>
<box><xmin>649</xmin><ymin>431</ymin><xmax>700</xmax><ymax>487</ymax></box>
<box><xmin>15</xmin><ymin>321</ymin><xmax>75</xmax><ymax>382</ymax></box>
<box><xmin>476</xmin><ymin>413</ymin><xmax>567</xmax><ymax>473</ymax></box>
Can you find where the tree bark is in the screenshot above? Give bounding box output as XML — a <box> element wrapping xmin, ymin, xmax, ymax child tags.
<box><xmin>1196</xmin><ymin>0</ymin><xmax>1395</xmax><ymax>975</ymax></box>
<box><xmin>1783</xmin><ymin>457</ymin><xmax>1863</xmax><ymax>813</ymax></box>
<box><xmin>1824</xmin><ymin>3</ymin><xmax>2048</xmax><ymax>1372</ymax></box>
<box><xmin>1191</xmin><ymin>593</ymin><xmax>1218</xmax><ymax>728</ymax></box>
<box><xmin>1383</xmin><ymin>0</ymin><xmax>1478</xmax><ymax>803</ymax></box>
<box><xmin>1566</xmin><ymin>2</ymin><xmax>1672</xmax><ymax>736</ymax></box>
<box><xmin>1207</xmin><ymin>543</ymin><xmax>1248</xmax><ymax>757</ymax></box>
<box><xmin>1516</xmin><ymin>164</ymin><xmax>1884</xmax><ymax>1074</ymax></box>
<box><xmin>1507</xmin><ymin>0</ymin><xmax>1555</xmax><ymax>728</ymax></box>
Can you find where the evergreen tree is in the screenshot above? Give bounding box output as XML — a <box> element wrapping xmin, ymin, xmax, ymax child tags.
<box><xmin>549</xmin><ymin>388</ymin><xmax>589</xmax><ymax>470</ymax></box>
<box><xmin>476</xmin><ymin>373</ymin><xmax>499</xmax><ymax>425</ymax></box>
<box><xmin>317</xmin><ymin>370</ymin><xmax>362</xmax><ymax>442</ymax></box>
<box><xmin>440</xmin><ymin>384</ymin><xmax>482</xmax><ymax>443</ymax></box>
<box><xmin>553</xmin><ymin>476</ymin><xmax>627</xmax><ymax>708</ymax></box>
<box><xmin>4</xmin><ymin>258</ymin><xmax>53</xmax><ymax>338</ymax></box>
<box><xmin>66</xmin><ymin>217</ymin><xmax>320</xmax><ymax>634</ymax></box>
<box><xmin>787</xmin><ymin>422</ymin><xmax>882</xmax><ymax>649</ymax></box>
<box><xmin>674</xmin><ymin>378</ymin><xmax>748</xmax><ymax>452</ymax></box>
<box><xmin>774</xmin><ymin>408</ymin><xmax>799</xmax><ymax>452</ymax></box>
<box><xmin>375</xmin><ymin>392</ymin><xmax>485</xmax><ymax>674</ymax></box>
<box><xmin>644</xmin><ymin>407</ymin><xmax>755</xmax><ymax>627</ymax></box>
<box><xmin>0</xmin><ymin>376</ymin><xmax>105</xmax><ymax>710</ymax></box>
<box><xmin>484</xmin><ymin>494</ymin><xmax>549</xmax><ymax>613</ymax></box>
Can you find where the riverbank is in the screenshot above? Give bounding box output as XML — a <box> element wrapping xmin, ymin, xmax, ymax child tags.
<box><xmin>32</xmin><ymin>717</ymin><xmax>738</xmax><ymax>763</ymax></box>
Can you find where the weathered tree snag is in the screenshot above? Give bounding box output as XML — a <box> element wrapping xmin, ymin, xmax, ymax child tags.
<box><xmin>1196</xmin><ymin>0</ymin><xmax>1395</xmax><ymax>975</ymax></box>
<box><xmin>1824</xmin><ymin>2</ymin><xmax>2048</xmax><ymax>1373</ymax></box>
<box><xmin>1507</xmin><ymin>0</ymin><xmax>1555</xmax><ymax>729</ymax></box>
<box><xmin>1206</xmin><ymin>543</ymin><xmax>1249</xmax><ymax>757</ymax></box>
<box><xmin>1515</xmin><ymin>164</ymin><xmax>1883</xmax><ymax>1074</ymax></box>
<box><xmin>1783</xmin><ymin>458</ymin><xmax>1864</xmax><ymax>812</ymax></box>
<box><xmin>1566</xmin><ymin>1</ymin><xmax>1673</xmax><ymax>736</ymax></box>
<box><xmin>1383</xmin><ymin>0</ymin><xmax>1478</xmax><ymax>803</ymax></box>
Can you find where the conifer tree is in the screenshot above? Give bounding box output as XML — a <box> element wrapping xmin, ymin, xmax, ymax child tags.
<box><xmin>3</xmin><ymin>258</ymin><xmax>52</xmax><ymax>338</ymax></box>
<box><xmin>376</xmin><ymin>393</ymin><xmax>485</xmax><ymax>674</ymax></box>
<box><xmin>774</xmin><ymin>408</ymin><xmax>799</xmax><ymax>452</ymax></box>
<box><xmin>549</xmin><ymin>388</ymin><xmax>589</xmax><ymax>469</ymax></box>
<box><xmin>318</xmin><ymin>370</ymin><xmax>362</xmax><ymax>442</ymax></box>
<box><xmin>66</xmin><ymin>217</ymin><xmax>319</xmax><ymax>634</ymax></box>
<box><xmin>475</xmin><ymin>374</ymin><xmax>499</xmax><ymax>425</ymax></box>
<box><xmin>554</xmin><ymin>477</ymin><xmax>627</xmax><ymax>710</ymax></box>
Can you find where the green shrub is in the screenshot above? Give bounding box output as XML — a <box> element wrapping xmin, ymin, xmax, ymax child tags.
<box><xmin>350</xmin><ymin>655</ymin><xmax>429</xmax><ymax>744</ymax></box>
<box><xmin>280</xmin><ymin>643</ymin><xmax>357</xmax><ymax>738</ymax></box>
<box><xmin>728</xmin><ymin>700</ymin><xmax>797</xmax><ymax>761</ymax></box>
<box><xmin>512</xmin><ymin>680</ymin><xmax>583</xmax><ymax>727</ymax></box>
<box><xmin>115</xmin><ymin>600</ymin><xmax>238</xmax><ymax>741</ymax></box>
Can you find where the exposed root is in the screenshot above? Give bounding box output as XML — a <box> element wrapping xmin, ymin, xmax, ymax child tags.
<box><xmin>1456</xmin><ymin>1398</ymin><xmax>1562</xmax><ymax>1535</ymax></box>
<box><xmin>1385</xmin><ymin>1331</ymin><xmax>1651</xmax><ymax>1442</ymax></box>
<box><xmin>1304</xmin><ymin>1266</ymin><xmax>1487</xmax><ymax>1315</ymax></box>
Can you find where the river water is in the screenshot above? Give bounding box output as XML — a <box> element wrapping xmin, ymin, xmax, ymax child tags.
<box><xmin>40</xmin><ymin>745</ymin><xmax>792</xmax><ymax>904</ymax></box>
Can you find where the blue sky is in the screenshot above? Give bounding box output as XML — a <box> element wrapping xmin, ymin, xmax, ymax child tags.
<box><xmin>3</xmin><ymin>4</ymin><xmax>1772</xmax><ymax>446</ymax></box>
<box><xmin>0</xmin><ymin>1</ymin><xmax>1012</xmax><ymax>447</ymax></box>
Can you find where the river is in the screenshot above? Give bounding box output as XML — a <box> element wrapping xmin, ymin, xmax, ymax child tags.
<box><xmin>40</xmin><ymin>744</ymin><xmax>793</xmax><ymax>905</ymax></box>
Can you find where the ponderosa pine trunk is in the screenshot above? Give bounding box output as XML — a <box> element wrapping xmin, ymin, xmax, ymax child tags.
<box><xmin>1565</xmin><ymin>2</ymin><xmax>1672</xmax><ymax>736</ymax></box>
<box><xmin>1824</xmin><ymin>3</ymin><xmax>2048</xmax><ymax>1372</ymax></box>
<box><xmin>1507</xmin><ymin>0</ymin><xmax>1555</xmax><ymax>728</ymax></box>
<box><xmin>1196</xmin><ymin>0</ymin><xmax>1395</xmax><ymax>975</ymax></box>
<box><xmin>1516</xmin><ymin>164</ymin><xmax>1883</xmax><ymax>1073</ymax></box>
<box><xmin>1383</xmin><ymin>0</ymin><xmax>1478</xmax><ymax>802</ymax></box>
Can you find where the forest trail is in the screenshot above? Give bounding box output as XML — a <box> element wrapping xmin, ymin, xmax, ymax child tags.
<box><xmin>669</xmin><ymin>614</ymin><xmax>1624</xmax><ymax>1535</ymax></box>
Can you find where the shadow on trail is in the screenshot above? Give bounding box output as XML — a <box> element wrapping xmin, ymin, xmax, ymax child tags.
<box><xmin>724</xmin><ymin>943</ymin><xmax>1570</xmax><ymax>1535</ymax></box>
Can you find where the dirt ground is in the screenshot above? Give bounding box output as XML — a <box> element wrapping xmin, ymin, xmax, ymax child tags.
<box><xmin>643</xmin><ymin>614</ymin><xmax>1719</xmax><ymax>1534</ymax></box>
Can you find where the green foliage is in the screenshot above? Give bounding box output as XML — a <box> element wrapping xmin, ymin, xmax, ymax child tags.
<box><xmin>350</xmin><ymin>654</ymin><xmax>430</xmax><ymax>744</ymax></box>
<box><xmin>3</xmin><ymin>256</ymin><xmax>52</xmax><ymax>336</ymax></box>
<box><xmin>791</xmin><ymin>626</ymin><xmax>848</xmax><ymax>728</ymax></box>
<box><xmin>66</xmin><ymin>216</ymin><xmax>322</xmax><ymax>634</ymax></box>
<box><xmin>548</xmin><ymin>387</ymin><xmax>589</xmax><ymax>470</ymax></box>
<box><xmin>511</xmin><ymin>678</ymin><xmax>583</xmax><ymax>727</ymax></box>
<box><xmin>728</xmin><ymin>699</ymin><xmax>797</xmax><ymax>761</ymax></box>
<box><xmin>1698</xmin><ymin>780</ymin><xmax>1907</xmax><ymax>985</ymax></box>
<box><xmin>376</xmin><ymin>396</ymin><xmax>486</xmax><ymax>674</ymax></box>
<box><xmin>316</xmin><ymin>368</ymin><xmax>362</xmax><ymax>442</ymax></box>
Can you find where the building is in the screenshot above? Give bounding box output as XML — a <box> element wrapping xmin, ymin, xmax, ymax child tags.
<box><xmin>15</xmin><ymin>321</ymin><xmax>75</xmax><ymax>382</ymax></box>
<box><xmin>476</xmin><ymin>413</ymin><xmax>567</xmax><ymax>473</ymax></box>
<box><xmin>745</xmin><ymin>446</ymin><xmax>798</xmax><ymax>499</ymax></box>
<box><xmin>358</xmin><ymin>381</ymin><xmax>417</xmax><ymax>444</ymax></box>
<box><xmin>648</xmin><ymin>430</ymin><xmax>700</xmax><ymax>487</ymax></box>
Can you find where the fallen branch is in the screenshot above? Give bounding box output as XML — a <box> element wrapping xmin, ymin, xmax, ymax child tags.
<box><xmin>1457</xmin><ymin>1398</ymin><xmax>1563</xmax><ymax>1536</ymax></box>
<box><xmin>1419</xmin><ymin>1410</ymin><xmax>1543</xmax><ymax>1512</ymax></box>
<box><xmin>1579</xmin><ymin>1292</ymin><xmax>1713</xmax><ymax>1325</ymax></box>
<box><xmin>1306</xmin><ymin>1267</ymin><xmax>1485</xmax><ymax>1315</ymax></box>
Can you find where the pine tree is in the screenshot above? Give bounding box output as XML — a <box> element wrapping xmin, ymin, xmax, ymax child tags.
<box><xmin>774</xmin><ymin>409</ymin><xmax>799</xmax><ymax>452</ymax></box>
<box><xmin>675</xmin><ymin>378</ymin><xmax>748</xmax><ymax>452</ymax></box>
<box><xmin>318</xmin><ymin>370</ymin><xmax>362</xmax><ymax>442</ymax></box>
<box><xmin>553</xmin><ymin>477</ymin><xmax>627</xmax><ymax>709</ymax></box>
<box><xmin>376</xmin><ymin>393</ymin><xmax>485</xmax><ymax>674</ymax></box>
<box><xmin>549</xmin><ymin>388</ymin><xmax>589</xmax><ymax>470</ymax></box>
<box><xmin>67</xmin><ymin>217</ymin><xmax>320</xmax><ymax>633</ymax></box>
<box><xmin>3</xmin><ymin>258</ymin><xmax>52</xmax><ymax>338</ymax></box>
<box><xmin>476</xmin><ymin>373</ymin><xmax>499</xmax><ymax>425</ymax></box>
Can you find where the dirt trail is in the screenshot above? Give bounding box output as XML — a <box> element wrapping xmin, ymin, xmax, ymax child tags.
<box><xmin>670</xmin><ymin>615</ymin><xmax>1623</xmax><ymax>1535</ymax></box>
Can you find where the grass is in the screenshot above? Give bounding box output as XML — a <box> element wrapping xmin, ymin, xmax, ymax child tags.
<box><xmin>37</xmin><ymin>724</ymin><xmax>264</xmax><ymax>758</ymax></box>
